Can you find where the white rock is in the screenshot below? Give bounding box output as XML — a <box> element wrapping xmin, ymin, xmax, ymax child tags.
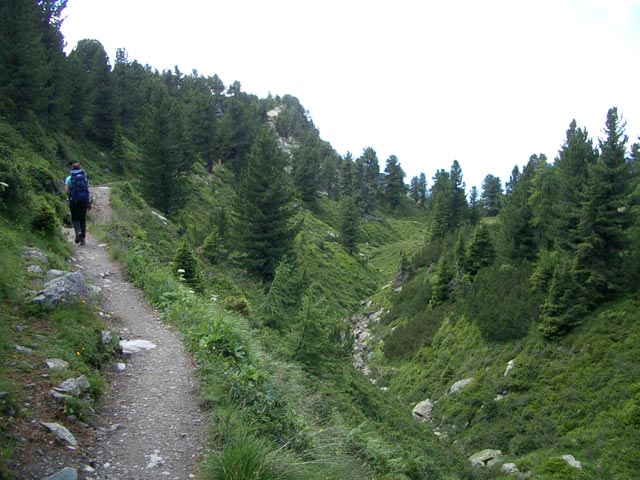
<box><xmin>41</xmin><ymin>422</ymin><xmax>78</xmax><ymax>446</ymax></box>
<box><xmin>120</xmin><ymin>339</ymin><xmax>157</xmax><ymax>353</ymax></box>
<box><xmin>449</xmin><ymin>377</ymin><xmax>473</xmax><ymax>394</ymax></box>
<box><xmin>45</xmin><ymin>358</ymin><xmax>70</xmax><ymax>370</ymax></box>
<box><xmin>561</xmin><ymin>454</ymin><xmax>582</xmax><ymax>469</ymax></box>
<box><xmin>504</xmin><ymin>359</ymin><xmax>516</xmax><ymax>376</ymax></box>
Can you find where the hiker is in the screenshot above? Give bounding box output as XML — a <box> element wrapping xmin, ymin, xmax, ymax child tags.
<box><xmin>64</xmin><ymin>162</ymin><xmax>91</xmax><ymax>245</ymax></box>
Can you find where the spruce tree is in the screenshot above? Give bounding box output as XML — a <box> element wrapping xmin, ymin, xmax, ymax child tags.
<box><xmin>234</xmin><ymin>126</ymin><xmax>297</xmax><ymax>283</ymax></box>
<box><xmin>383</xmin><ymin>155</ymin><xmax>406</xmax><ymax>208</ymax></box>
<box><xmin>573</xmin><ymin>107</ymin><xmax>632</xmax><ymax>299</ymax></box>
<box><xmin>139</xmin><ymin>79</ymin><xmax>185</xmax><ymax>215</ymax></box>
<box><xmin>339</xmin><ymin>196</ymin><xmax>360</xmax><ymax>254</ymax></box>
<box><xmin>449</xmin><ymin>160</ymin><xmax>468</xmax><ymax>228</ymax></box>
<box><xmin>0</xmin><ymin>0</ymin><xmax>48</xmax><ymax>119</ymax></box>
<box><xmin>480</xmin><ymin>174</ymin><xmax>502</xmax><ymax>216</ymax></box>
<box><xmin>339</xmin><ymin>153</ymin><xmax>355</xmax><ymax>198</ymax></box>
<box><xmin>466</xmin><ymin>223</ymin><xmax>496</xmax><ymax>275</ymax></box>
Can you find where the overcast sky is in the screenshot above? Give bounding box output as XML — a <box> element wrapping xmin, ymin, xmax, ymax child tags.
<box><xmin>61</xmin><ymin>0</ymin><xmax>640</xmax><ymax>191</ymax></box>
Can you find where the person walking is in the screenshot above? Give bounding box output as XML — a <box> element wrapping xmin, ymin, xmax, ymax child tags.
<box><xmin>64</xmin><ymin>162</ymin><xmax>91</xmax><ymax>245</ymax></box>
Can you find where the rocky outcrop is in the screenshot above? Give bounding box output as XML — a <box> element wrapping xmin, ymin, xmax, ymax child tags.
<box><xmin>351</xmin><ymin>307</ymin><xmax>384</xmax><ymax>378</ymax></box>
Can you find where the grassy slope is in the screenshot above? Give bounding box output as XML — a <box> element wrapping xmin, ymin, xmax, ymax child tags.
<box><xmin>370</xmin><ymin>273</ymin><xmax>640</xmax><ymax>478</ymax></box>
<box><xmin>0</xmin><ymin>121</ymin><xmax>119</xmax><ymax>478</ymax></box>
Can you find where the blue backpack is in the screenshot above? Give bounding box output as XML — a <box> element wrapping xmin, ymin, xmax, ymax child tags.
<box><xmin>70</xmin><ymin>169</ymin><xmax>90</xmax><ymax>202</ymax></box>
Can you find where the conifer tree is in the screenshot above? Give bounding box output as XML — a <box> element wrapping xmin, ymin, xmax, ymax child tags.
<box><xmin>339</xmin><ymin>153</ymin><xmax>355</xmax><ymax>198</ymax></box>
<box><xmin>428</xmin><ymin>169</ymin><xmax>451</xmax><ymax>240</ymax></box>
<box><xmin>139</xmin><ymin>79</ymin><xmax>185</xmax><ymax>214</ymax></box>
<box><xmin>417</xmin><ymin>173</ymin><xmax>427</xmax><ymax>208</ymax></box>
<box><xmin>553</xmin><ymin>120</ymin><xmax>598</xmax><ymax>249</ymax></box>
<box><xmin>339</xmin><ymin>196</ymin><xmax>360</xmax><ymax>254</ymax></box>
<box><xmin>383</xmin><ymin>155</ymin><xmax>406</xmax><ymax>208</ymax></box>
<box><xmin>573</xmin><ymin>107</ymin><xmax>632</xmax><ymax>300</ymax></box>
<box><xmin>409</xmin><ymin>176</ymin><xmax>420</xmax><ymax>204</ymax></box>
<box><xmin>449</xmin><ymin>160</ymin><xmax>468</xmax><ymax>228</ymax></box>
<box><xmin>480</xmin><ymin>174</ymin><xmax>502</xmax><ymax>216</ymax></box>
<box><xmin>234</xmin><ymin>126</ymin><xmax>297</xmax><ymax>283</ymax></box>
<box><xmin>431</xmin><ymin>253</ymin><xmax>454</xmax><ymax>305</ymax></box>
<box><xmin>0</xmin><ymin>0</ymin><xmax>48</xmax><ymax>119</ymax></box>
<box><xmin>468</xmin><ymin>186</ymin><xmax>481</xmax><ymax>225</ymax></box>
<box><xmin>466</xmin><ymin>223</ymin><xmax>495</xmax><ymax>275</ymax></box>
<box><xmin>354</xmin><ymin>147</ymin><xmax>380</xmax><ymax>213</ymax></box>
<box><xmin>293</xmin><ymin>139</ymin><xmax>321</xmax><ymax>207</ymax></box>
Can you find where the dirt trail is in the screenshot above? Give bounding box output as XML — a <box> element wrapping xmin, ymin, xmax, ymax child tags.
<box><xmin>65</xmin><ymin>186</ymin><xmax>209</xmax><ymax>479</ymax></box>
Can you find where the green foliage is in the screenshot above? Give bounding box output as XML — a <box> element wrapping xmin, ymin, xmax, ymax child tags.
<box><xmin>234</xmin><ymin>127</ymin><xmax>298</xmax><ymax>283</ymax></box>
<box><xmin>383</xmin><ymin>305</ymin><xmax>447</xmax><ymax>360</ymax></box>
<box><xmin>338</xmin><ymin>196</ymin><xmax>360</xmax><ymax>254</ymax></box>
<box><xmin>534</xmin><ymin>458</ymin><xmax>589</xmax><ymax>479</ymax></box>
<box><xmin>539</xmin><ymin>259</ymin><xmax>588</xmax><ymax>339</ymax></box>
<box><xmin>173</xmin><ymin>240</ymin><xmax>201</xmax><ymax>290</ymax></box>
<box><xmin>461</xmin><ymin>264</ymin><xmax>542</xmax><ymax>341</ymax></box>
<box><xmin>203</xmin><ymin>430</ymin><xmax>292</xmax><ymax>480</ymax></box>
<box><xmin>261</xmin><ymin>258</ymin><xmax>304</xmax><ymax>329</ymax></box>
<box><xmin>32</xmin><ymin>195</ymin><xmax>60</xmax><ymax>236</ymax></box>
<box><xmin>465</xmin><ymin>221</ymin><xmax>496</xmax><ymax>275</ymax></box>
<box><xmin>292</xmin><ymin>284</ymin><xmax>346</xmax><ymax>371</ymax></box>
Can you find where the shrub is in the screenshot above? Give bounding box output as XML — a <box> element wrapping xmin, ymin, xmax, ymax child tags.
<box><xmin>32</xmin><ymin>196</ymin><xmax>60</xmax><ymax>236</ymax></box>
<box><xmin>383</xmin><ymin>305</ymin><xmax>448</xmax><ymax>359</ymax></box>
<box><xmin>461</xmin><ymin>263</ymin><xmax>542</xmax><ymax>341</ymax></box>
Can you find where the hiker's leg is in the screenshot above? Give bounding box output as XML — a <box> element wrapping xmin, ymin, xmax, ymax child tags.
<box><xmin>69</xmin><ymin>202</ymin><xmax>81</xmax><ymax>241</ymax></box>
<box><xmin>78</xmin><ymin>201</ymin><xmax>88</xmax><ymax>238</ymax></box>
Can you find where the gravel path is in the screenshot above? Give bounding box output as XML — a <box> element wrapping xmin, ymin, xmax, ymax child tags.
<box><xmin>68</xmin><ymin>186</ymin><xmax>209</xmax><ymax>479</ymax></box>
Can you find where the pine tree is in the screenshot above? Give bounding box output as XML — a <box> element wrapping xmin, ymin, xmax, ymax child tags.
<box><xmin>468</xmin><ymin>186</ymin><xmax>481</xmax><ymax>225</ymax></box>
<box><xmin>139</xmin><ymin>79</ymin><xmax>185</xmax><ymax>215</ymax></box>
<box><xmin>466</xmin><ymin>223</ymin><xmax>495</xmax><ymax>275</ymax></box>
<box><xmin>431</xmin><ymin>253</ymin><xmax>454</xmax><ymax>306</ymax></box>
<box><xmin>573</xmin><ymin>107</ymin><xmax>632</xmax><ymax>299</ymax></box>
<box><xmin>340</xmin><ymin>153</ymin><xmax>355</xmax><ymax>198</ymax></box>
<box><xmin>293</xmin><ymin>139</ymin><xmax>321</xmax><ymax>207</ymax></box>
<box><xmin>480</xmin><ymin>174</ymin><xmax>502</xmax><ymax>216</ymax></box>
<box><xmin>234</xmin><ymin>126</ymin><xmax>298</xmax><ymax>283</ymax></box>
<box><xmin>0</xmin><ymin>0</ymin><xmax>48</xmax><ymax>119</ymax></box>
<box><xmin>449</xmin><ymin>160</ymin><xmax>468</xmax><ymax>228</ymax></box>
<box><xmin>383</xmin><ymin>155</ymin><xmax>406</xmax><ymax>208</ymax></box>
<box><xmin>354</xmin><ymin>147</ymin><xmax>380</xmax><ymax>213</ymax></box>
<box><xmin>339</xmin><ymin>196</ymin><xmax>360</xmax><ymax>254</ymax></box>
<box><xmin>553</xmin><ymin>120</ymin><xmax>598</xmax><ymax>249</ymax></box>
<box><xmin>428</xmin><ymin>169</ymin><xmax>451</xmax><ymax>240</ymax></box>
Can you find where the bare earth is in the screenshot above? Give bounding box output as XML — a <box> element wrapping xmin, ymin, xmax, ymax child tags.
<box><xmin>45</xmin><ymin>186</ymin><xmax>209</xmax><ymax>478</ymax></box>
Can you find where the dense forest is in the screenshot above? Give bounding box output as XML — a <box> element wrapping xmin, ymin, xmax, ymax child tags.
<box><xmin>1</xmin><ymin>1</ymin><xmax>640</xmax><ymax>479</ymax></box>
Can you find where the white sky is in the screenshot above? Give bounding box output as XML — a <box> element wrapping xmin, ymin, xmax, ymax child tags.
<box><xmin>61</xmin><ymin>0</ymin><xmax>640</xmax><ymax>191</ymax></box>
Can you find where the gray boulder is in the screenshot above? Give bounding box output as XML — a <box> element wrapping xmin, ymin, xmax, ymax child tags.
<box><xmin>44</xmin><ymin>358</ymin><xmax>70</xmax><ymax>371</ymax></box>
<box><xmin>53</xmin><ymin>375</ymin><xmax>90</xmax><ymax>396</ymax></box>
<box><xmin>40</xmin><ymin>422</ymin><xmax>78</xmax><ymax>446</ymax></box>
<box><xmin>45</xmin><ymin>269</ymin><xmax>69</xmax><ymax>281</ymax></box>
<box><xmin>30</xmin><ymin>271</ymin><xmax>93</xmax><ymax>307</ymax></box>
<box><xmin>449</xmin><ymin>377</ymin><xmax>473</xmax><ymax>394</ymax></box>
<box><xmin>469</xmin><ymin>449</ymin><xmax>503</xmax><ymax>467</ymax></box>
<box><xmin>412</xmin><ymin>399</ymin><xmax>434</xmax><ymax>422</ymax></box>
<box><xmin>42</xmin><ymin>466</ymin><xmax>78</xmax><ymax>480</ymax></box>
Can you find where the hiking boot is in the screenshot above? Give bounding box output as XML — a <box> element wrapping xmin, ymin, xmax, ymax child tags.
<box><xmin>79</xmin><ymin>234</ymin><xmax>86</xmax><ymax>245</ymax></box>
<box><xmin>75</xmin><ymin>233</ymin><xmax>81</xmax><ymax>244</ymax></box>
